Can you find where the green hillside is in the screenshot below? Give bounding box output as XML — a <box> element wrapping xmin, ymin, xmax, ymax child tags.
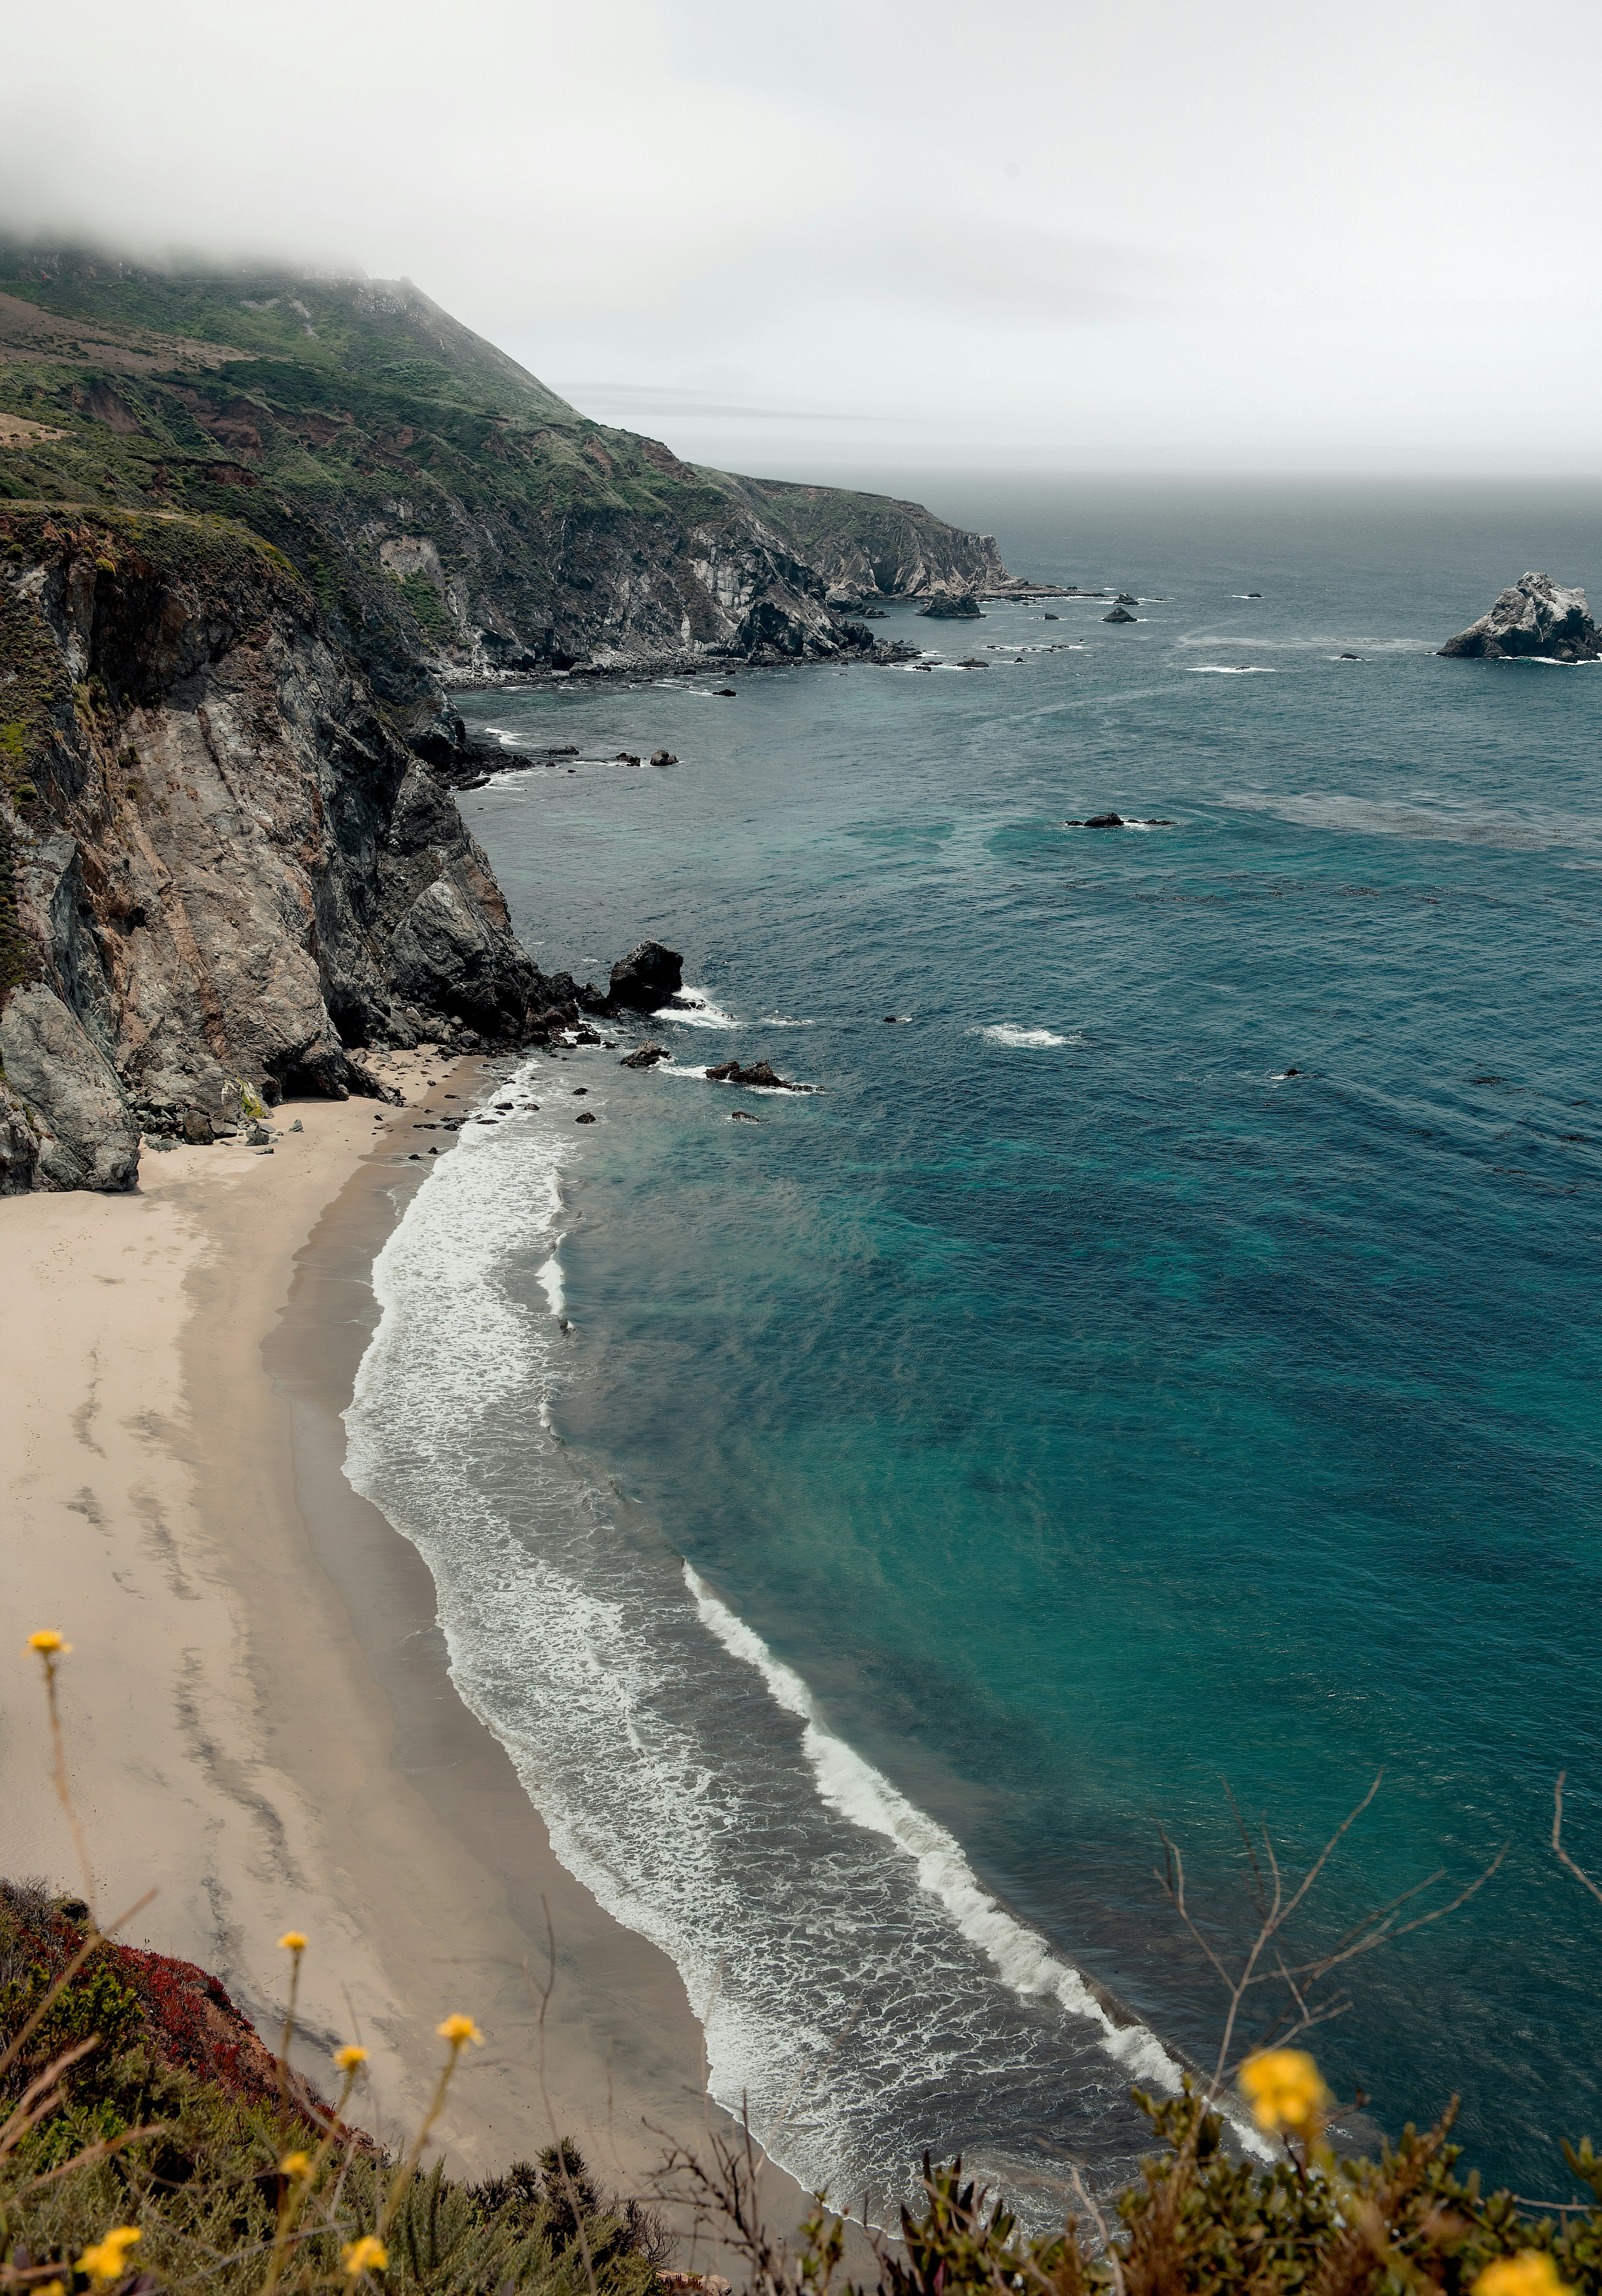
<box><xmin>0</xmin><ymin>246</ymin><xmax>1006</xmax><ymax>726</ymax></box>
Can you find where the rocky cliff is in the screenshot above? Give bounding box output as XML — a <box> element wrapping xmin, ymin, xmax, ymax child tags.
<box><xmin>0</xmin><ymin>503</ymin><xmax>605</xmax><ymax>1193</ymax></box>
<box><xmin>0</xmin><ymin>246</ymin><xmax>1016</xmax><ymax>1193</ymax></box>
<box><xmin>1439</xmin><ymin>571</ymin><xmax>1600</xmax><ymax>662</ymax></box>
<box><xmin>0</xmin><ymin>250</ymin><xmax>1013</xmax><ymax>734</ymax></box>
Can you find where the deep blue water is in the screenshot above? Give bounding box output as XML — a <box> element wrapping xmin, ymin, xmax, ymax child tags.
<box><xmin>349</xmin><ymin>481</ymin><xmax>1602</xmax><ymax>2221</ymax></box>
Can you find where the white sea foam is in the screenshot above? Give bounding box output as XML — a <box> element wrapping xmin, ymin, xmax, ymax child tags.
<box><xmin>537</xmin><ymin>1253</ymin><xmax>565</xmax><ymax>1318</ymax></box>
<box><xmin>686</xmin><ymin>1568</ymin><xmax>1197</xmax><ymax>2090</ymax></box>
<box><xmin>343</xmin><ymin>1081</ymin><xmax>1268</xmax><ymax>2222</ymax></box>
<box><xmin>1220</xmin><ymin>789</ymin><xmax>1602</xmax><ymax>852</ymax></box>
<box><xmin>975</xmin><ymin>1024</ymin><xmax>1071</xmax><ymax>1048</ymax></box>
<box><xmin>1187</xmin><ymin>665</ymin><xmax>1278</xmax><ymax>675</ymax></box>
<box><xmin>758</xmin><ymin>1015</ymin><xmax>818</xmax><ymax>1027</ymax></box>
<box><xmin>654</xmin><ymin>985</ymin><xmax>739</xmax><ymax>1028</ymax></box>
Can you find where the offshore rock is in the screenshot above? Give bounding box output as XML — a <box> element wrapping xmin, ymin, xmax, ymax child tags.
<box><xmin>1439</xmin><ymin>572</ymin><xmax>1601</xmax><ymax>662</ymax></box>
<box><xmin>1103</xmin><ymin>606</ymin><xmax>1137</xmax><ymax>624</ymax></box>
<box><xmin>705</xmin><ymin>1058</ymin><xmax>811</xmax><ymax>1093</ymax></box>
<box><xmin>608</xmin><ymin>941</ymin><xmax>684</xmax><ymax>1012</ymax></box>
<box><xmin>918</xmin><ymin>593</ymin><xmax>984</xmax><ymax>620</ymax></box>
<box><xmin>620</xmin><ymin>1041</ymin><xmax>669</xmax><ymax>1069</ymax></box>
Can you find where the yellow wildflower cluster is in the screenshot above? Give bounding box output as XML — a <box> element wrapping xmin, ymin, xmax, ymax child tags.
<box><xmin>77</xmin><ymin>2227</ymin><xmax>141</xmax><ymax>2285</ymax></box>
<box><xmin>1238</xmin><ymin>2049</ymin><xmax>1332</xmax><ymax>2139</ymax></box>
<box><xmin>437</xmin><ymin>2013</ymin><xmax>483</xmax><ymax>2047</ymax></box>
<box><xmin>343</xmin><ymin>2234</ymin><xmax>389</xmax><ymax>2277</ymax></box>
<box><xmin>1474</xmin><ymin>2257</ymin><xmax>1574</xmax><ymax>2296</ymax></box>
<box><xmin>335</xmin><ymin>2042</ymin><xmax>370</xmax><ymax>2071</ymax></box>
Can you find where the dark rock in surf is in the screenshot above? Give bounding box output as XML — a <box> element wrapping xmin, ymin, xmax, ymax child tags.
<box><xmin>918</xmin><ymin>593</ymin><xmax>984</xmax><ymax>619</ymax></box>
<box><xmin>608</xmin><ymin>941</ymin><xmax>684</xmax><ymax>1012</ymax></box>
<box><xmin>730</xmin><ymin>1109</ymin><xmax>761</xmax><ymax>1122</ymax></box>
<box><xmin>576</xmin><ymin>1110</ymin><xmax>598</xmax><ymax>1123</ymax></box>
<box><xmin>1439</xmin><ymin>572</ymin><xmax>1600</xmax><ymax>662</ymax></box>
<box><xmin>650</xmin><ymin>749</ymin><xmax>679</xmax><ymax>765</ymax></box>
<box><xmin>705</xmin><ymin>1059</ymin><xmax>813</xmax><ymax>1093</ymax></box>
<box><xmin>1083</xmin><ymin>813</ymin><xmax>1126</xmax><ymax>829</ymax></box>
<box><xmin>1115</xmin><ymin>593</ymin><xmax>1139</xmax><ymax>607</ymax></box>
<box><xmin>620</xmin><ymin>1041</ymin><xmax>669</xmax><ymax>1069</ymax></box>
<box><xmin>1102</xmin><ymin>606</ymin><xmax>1136</xmax><ymax>624</ymax></box>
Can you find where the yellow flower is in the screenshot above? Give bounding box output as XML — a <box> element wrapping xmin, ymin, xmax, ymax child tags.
<box><xmin>280</xmin><ymin>2150</ymin><xmax>312</xmax><ymax>2179</ymax></box>
<box><xmin>1475</xmin><ymin>2257</ymin><xmax>1574</xmax><ymax>2296</ymax></box>
<box><xmin>278</xmin><ymin>1929</ymin><xmax>308</xmax><ymax>1953</ymax></box>
<box><xmin>28</xmin><ymin>1629</ymin><xmax>71</xmax><ymax>1654</ymax></box>
<box><xmin>1238</xmin><ymin>2049</ymin><xmax>1332</xmax><ymax>2138</ymax></box>
<box><xmin>335</xmin><ymin>2042</ymin><xmax>370</xmax><ymax>2071</ymax></box>
<box><xmin>38</xmin><ymin>2282</ymin><xmax>66</xmax><ymax>2296</ymax></box>
<box><xmin>77</xmin><ymin>2226</ymin><xmax>142</xmax><ymax>2284</ymax></box>
<box><xmin>342</xmin><ymin>2234</ymin><xmax>389</xmax><ymax>2277</ymax></box>
<box><xmin>436</xmin><ymin>2012</ymin><xmax>483</xmax><ymax>2047</ymax></box>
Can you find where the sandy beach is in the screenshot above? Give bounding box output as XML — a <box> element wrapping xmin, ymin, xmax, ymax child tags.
<box><xmin>0</xmin><ymin>1060</ymin><xmax>729</xmax><ymax>2200</ymax></box>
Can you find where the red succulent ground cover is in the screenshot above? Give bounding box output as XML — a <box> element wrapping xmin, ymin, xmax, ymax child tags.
<box><xmin>107</xmin><ymin>1944</ymin><xmax>286</xmax><ymax>2110</ymax></box>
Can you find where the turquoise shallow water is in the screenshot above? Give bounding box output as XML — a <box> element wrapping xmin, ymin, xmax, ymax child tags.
<box><xmin>349</xmin><ymin>481</ymin><xmax>1602</xmax><ymax>2219</ymax></box>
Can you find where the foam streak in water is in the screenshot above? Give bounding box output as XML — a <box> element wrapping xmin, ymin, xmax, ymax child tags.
<box><xmin>341</xmin><ymin>1087</ymin><xmax>1247</xmax><ymax>2221</ymax></box>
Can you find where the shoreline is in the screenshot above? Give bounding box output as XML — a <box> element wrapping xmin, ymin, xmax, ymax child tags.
<box><xmin>1</xmin><ymin>1057</ymin><xmax>822</xmax><ymax>2243</ymax></box>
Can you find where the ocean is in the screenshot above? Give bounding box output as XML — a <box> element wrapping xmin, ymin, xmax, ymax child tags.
<box><xmin>343</xmin><ymin>478</ymin><xmax>1602</xmax><ymax>2224</ymax></box>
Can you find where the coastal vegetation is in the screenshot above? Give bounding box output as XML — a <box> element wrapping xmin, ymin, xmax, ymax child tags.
<box><xmin>0</xmin><ymin>245</ymin><xmax>1007</xmax><ymax>692</ymax></box>
<box><xmin>10</xmin><ymin>1634</ymin><xmax>1602</xmax><ymax>2296</ymax></box>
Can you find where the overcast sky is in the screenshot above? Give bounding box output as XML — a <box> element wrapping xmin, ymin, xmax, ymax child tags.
<box><xmin>4</xmin><ymin>0</ymin><xmax>1596</xmax><ymax>478</ymax></box>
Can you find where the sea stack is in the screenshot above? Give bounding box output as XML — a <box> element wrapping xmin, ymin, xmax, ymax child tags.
<box><xmin>1439</xmin><ymin>572</ymin><xmax>1600</xmax><ymax>662</ymax></box>
<box><xmin>918</xmin><ymin>592</ymin><xmax>984</xmax><ymax>619</ymax></box>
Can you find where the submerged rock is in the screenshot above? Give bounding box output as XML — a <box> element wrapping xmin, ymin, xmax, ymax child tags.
<box><xmin>1439</xmin><ymin>571</ymin><xmax>1600</xmax><ymax>662</ymax></box>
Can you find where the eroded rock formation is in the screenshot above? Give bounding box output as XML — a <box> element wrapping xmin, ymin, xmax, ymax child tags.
<box><xmin>1439</xmin><ymin>573</ymin><xmax>1600</xmax><ymax>662</ymax></box>
<box><xmin>0</xmin><ymin>504</ymin><xmax>569</xmax><ymax>1191</ymax></box>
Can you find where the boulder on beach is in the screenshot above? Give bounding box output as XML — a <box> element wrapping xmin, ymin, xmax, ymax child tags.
<box><xmin>608</xmin><ymin>941</ymin><xmax>684</xmax><ymax>1011</ymax></box>
<box><xmin>1102</xmin><ymin>606</ymin><xmax>1136</xmax><ymax>624</ymax></box>
<box><xmin>918</xmin><ymin>593</ymin><xmax>984</xmax><ymax>619</ymax></box>
<box><xmin>1439</xmin><ymin>572</ymin><xmax>1600</xmax><ymax>662</ymax></box>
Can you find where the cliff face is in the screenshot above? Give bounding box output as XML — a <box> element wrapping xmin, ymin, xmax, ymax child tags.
<box><xmin>0</xmin><ymin>253</ymin><xmax>1012</xmax><ymax>723</ymax></box>
<box><xmin>0</xmin><ymin>249</ymin><xmax>1016</xmax><ymax>1193</ymax></box>
<box><xmin>0</xmin><ymin>504</ymin><xmax>557</xmax><ymax>1193</ymax></box>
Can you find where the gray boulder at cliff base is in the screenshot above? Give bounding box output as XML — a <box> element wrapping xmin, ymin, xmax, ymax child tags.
<box><xmin>1439</xmin><ymin>572</ymin><xmax>1600</xmax><ymax>662</ymax></box>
